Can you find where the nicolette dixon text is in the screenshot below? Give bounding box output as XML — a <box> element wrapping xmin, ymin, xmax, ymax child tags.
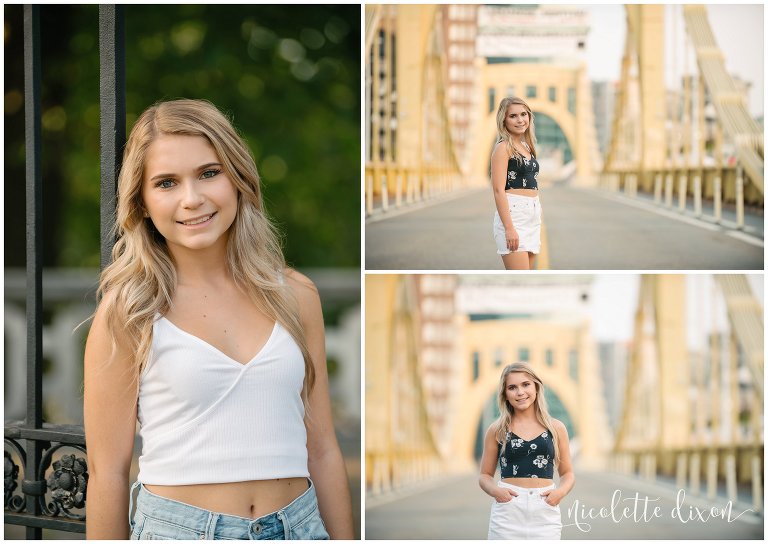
<box><xmin>564</xmin><ymin>489</ymin><xmax>754</xmax><ymax>532</ymax></box>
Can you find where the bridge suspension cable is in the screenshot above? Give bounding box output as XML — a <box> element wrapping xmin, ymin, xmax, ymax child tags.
<box><xmin>713</xmin><ymin>275</ymin><xmax>764</xmax><ymax>399</ymax></box>
<box><xmin>683</xmin><ymin>5</ymin><xmax>763</xmax><ymax>194</ymax></box>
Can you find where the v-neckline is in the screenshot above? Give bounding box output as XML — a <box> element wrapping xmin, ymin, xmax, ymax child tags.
<box><xmin>513</xmin><ymin>142</ymin><xmax>531</xmax><ymax>161</ymax></box>
<box><xmin>159</xmin><ymin>316</ymin><xmax>279</xmax><ymax>367</ymax></box>
<box><xmin>508</xmin><ymin>429</ymin><xmax>546</xmax><ymax>443</ymax></box>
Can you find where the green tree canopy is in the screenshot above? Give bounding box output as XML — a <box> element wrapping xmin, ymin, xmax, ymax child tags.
<box><xmin>5</xmin><ymin>5</ymin><xmax>360</xmax><ymax>269</ymax></box>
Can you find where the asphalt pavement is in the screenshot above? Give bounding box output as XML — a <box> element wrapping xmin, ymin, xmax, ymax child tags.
<box><xmin>365</xmin><ymin>185</ymin><xmax>763</xmax><ymax>270</ymax></box>
<box><xmin>365</xmin><ymin>470</ymin><xmax>763</xmax><ymax>539</ymax></box>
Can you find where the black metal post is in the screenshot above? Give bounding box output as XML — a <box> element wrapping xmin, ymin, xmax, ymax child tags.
<box><xmin>6</xmin><ymin>5</ymin><xmax>127</xmax><ymax>536</ymax></box>
<box><xmin>99</xmin><ymin>4</ymin><xmax>126</xmax><ymax>270</ymax></box>
<box><xmin>23</xmin><ymin>4</ymin><xmax>43</xmax><ymax>540</ymax></box>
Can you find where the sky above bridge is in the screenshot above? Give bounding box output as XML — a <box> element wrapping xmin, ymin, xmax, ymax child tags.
<box><xmin>583</xmin><ymin>4</ymin><xmax>763</xmax><ymax>117</ymax></box>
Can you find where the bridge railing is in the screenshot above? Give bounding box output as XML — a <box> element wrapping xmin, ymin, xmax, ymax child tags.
<box><xmin>364</xmin><ymin>163</ymin><xmax>467</xmax><ymax>216</ymax></box>
<box><xmin>600</xmin><ymin>163</ymin><xmax>761</xmax><ymax>229</ymax></box>
<box><xmin>610</xmin><ymin>444</ymin><xmax>763</xmax><ymax>512</ymax></box>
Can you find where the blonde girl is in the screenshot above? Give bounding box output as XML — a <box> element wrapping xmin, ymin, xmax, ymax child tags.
<box><xmin>491</xmin><ymin>97</ymin><xmax>543</xmax><ymax>270</ymax></box>
<box><xmin>84</xmin><ymin>99</ymin><xmax>354</xmax><ymax>540</ymax></box>
<box><xmin>479</xmin><ymin>362</ymin><xmax>574</xmax><ymax>539</ymax></box>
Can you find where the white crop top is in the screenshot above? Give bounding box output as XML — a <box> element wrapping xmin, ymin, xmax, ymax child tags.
<box><xmin>136</xmin><ymin>316</ymin><xmax>309</xmax><ymax>485</ymax></box>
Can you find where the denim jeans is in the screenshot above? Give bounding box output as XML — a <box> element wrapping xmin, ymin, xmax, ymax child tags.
<box><xmin>129</xmin><ymin>479</ymin><xmax>329</xmax><ymax>540</ymax></box>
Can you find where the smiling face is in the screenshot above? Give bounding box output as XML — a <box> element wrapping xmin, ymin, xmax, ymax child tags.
<box><xmin>505</xmin><ymin>371</ymin><xmax>538</xmax><ymax>412</ymax></box>
<box><xmin>141</xmin><ymin>133</ymin><xmax>238</xmax><ymax>256</ymax></box>
<box><xmin>504</xmin><ymin>103</ymin><xmax>530</xmax><ymax>138</ymax></box>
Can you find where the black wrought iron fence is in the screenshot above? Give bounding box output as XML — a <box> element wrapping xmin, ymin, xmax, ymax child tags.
<box><xmin>4</xmin><ymin>4</ymin><xmax>125</xmax><ymax>538</ymax></box>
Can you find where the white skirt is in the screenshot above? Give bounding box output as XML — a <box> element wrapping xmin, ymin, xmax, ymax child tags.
<box><xmin>493</xmin><ymin>193</ymin><xmax>542</xmax><ymax>255</ymax></box>
<box><xmin>488</xmin><ymin>481</ymin><xmax>562</xmax><ymax>540</ymax></box>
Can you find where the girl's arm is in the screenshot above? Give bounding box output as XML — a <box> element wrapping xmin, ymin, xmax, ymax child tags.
<box><xmin>490</xmin><ymin>143</ymin><xmax>518</xmax><ymax>252</ymax></box>
<box><xmin>83</xmin><ymin>293</ymin><xmax>139</xmax><ymax>539</ymax></box>
<box><xmin>542</xmin><ymin>419</ymin><xmax>575</xmax><ymax>506</ymax></box>
<box><xmin>478</xmin><ymin>425</ymin><xmax>515</xmax><ymax>502</ymax></box>
<box><xmin>288</xmin><ymin>270</ymin><xmax>355</xmax><ymax>539</ymax></box>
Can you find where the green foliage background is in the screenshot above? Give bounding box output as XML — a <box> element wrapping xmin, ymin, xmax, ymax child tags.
<box><xmin>5</xmin><ymin>5</ymin><xmax>361</xmax><ymax>269</ymax></box>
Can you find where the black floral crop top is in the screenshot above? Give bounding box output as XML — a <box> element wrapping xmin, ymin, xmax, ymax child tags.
<box><xmin>505</xmin><ymin>154</ymin><xmax>539</xmax><ymax>190</ymax></box>
<box><xmin>498</xmin><ymin>430</ymin><xmax>554</xmax><ymax>479</ymax></box>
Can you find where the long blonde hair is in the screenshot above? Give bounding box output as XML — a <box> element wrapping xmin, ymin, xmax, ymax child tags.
<box><xmin>494</xmin><ymin>362</ymin><xmax>560</xmax><ymax>467</ymax></box>
<box><xmin>495</xmin><ymin>96</ymin><xmax>538</xmax><ymax>161</ymax></box>
<box><xmin>97</xmin><ymin>98</ymin><xmax>315</xmax><ymax>402</ymax></box>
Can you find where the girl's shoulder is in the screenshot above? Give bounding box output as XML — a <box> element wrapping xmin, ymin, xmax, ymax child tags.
<box><xmin>92</xmin><ymin>287</ymin><xmax>122</xmax><ymax>325</ymax></box>
<box><xmin>549</xmin><ymin>418</ymin><xmax>567</xmax><ymax>435</ymax></box>
<box><xmin>486</xmin><ymin>419</ymin><xmax>508</xmax><ymax>439</ymax></box>
<box><xmin>491</xmin><ymin>140</ymin><xmax>510</xmax><ymax>158</ymax></box>
<box><xmin>282</xmin><ymin>268</ymin><xmax>322</xmax><ymax>323</ymax></box>
<box><xmin>283</xmin><ymin>268</ymin><xmax>318</xmax><ymax>297</ymax></box>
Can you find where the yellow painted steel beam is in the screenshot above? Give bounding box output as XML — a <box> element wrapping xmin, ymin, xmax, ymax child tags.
<box><xmin>365</xmin><ymin>5</ymin><xmax>381</xmax><ymax>54</ymax></box>
<box><xmin>714</xmin><ymin>275</ymin><xmax>764</xmax><ymax>399</ymax></box>
<box><xmin>683</xmin><ymin>5</ymin><xmax>763</xmax><ymax>194</ymax></box>
<box><xmin>365</xmin><ymin>275</ymin><xmax>442</xmax><ymax>491</ymax></box>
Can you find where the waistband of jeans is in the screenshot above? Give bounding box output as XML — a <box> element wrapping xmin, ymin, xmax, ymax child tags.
<box><xmin>504</xmin><ymin>193</ymin><xmax>539</xmax><ymax>203</ymax></box>
<box><xmin>497</xmin><ymin>481</ymin><xmax>554</xmax><ymax>492</ymax></box>
<box><xmin>134</xmin><ymin>478</ymin><xmax>317</xmax><ymax>526</ymax></box>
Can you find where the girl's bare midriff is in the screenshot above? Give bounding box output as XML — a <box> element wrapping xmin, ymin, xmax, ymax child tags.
<box><xmin>505</xmin><ymin>188</ymin><xmax>539</xmax><ymax>198</ymax></box>
<box><xmin>145</xmin><ymin>477</ymin><xmax>309</xmax><ymax>519</ymax></box>
<box><xmin>501</xmin><ymin>477</ymin><xmax>554</xmax><ymax>488</ymax></box>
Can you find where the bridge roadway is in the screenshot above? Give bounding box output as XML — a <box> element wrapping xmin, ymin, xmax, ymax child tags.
<box><xmin>365</xmin><ymin>185</ymin><xmax>764</xmax><ymax>270</ymax></box>
<box><xmin>365</xmin><ymin>470</ymin><xmax>763</xmax><ymax>539</ymax></box>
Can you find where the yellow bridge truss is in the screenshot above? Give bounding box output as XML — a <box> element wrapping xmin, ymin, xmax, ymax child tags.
<box><xmin>614</xmin><ymin>275</ymin><xmax>763</xmax><ymax>511</ymax></box>
<box><xmin>605</xmin><ymin>5</ymin><xmax>763</xmax><ymax>214</ymax></box>
<box><xmin>364</xmin><ymin>5</ymin><xmax>464</xmax><ymax>216</ymax></box>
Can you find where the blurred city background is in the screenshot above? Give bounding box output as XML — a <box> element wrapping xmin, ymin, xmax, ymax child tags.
<box><xmin>365</xmin><ymin>4</ymin><xmax>764</xmax><ymax>270</ymax></box>
<box><xmin>365</xmin><ymin>274</ymin><xmax>763</xmax><ymax>539</ymax></box>
<box><xmin>4</xmin><ymin>5</ymin><xmax>360</xmax><ymax>538</ymax></box>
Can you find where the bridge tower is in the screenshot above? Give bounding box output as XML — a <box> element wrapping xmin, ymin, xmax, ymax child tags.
<box><xmin>469</xmin><ymin>5</ymin><xmax>603</xmax><ymax>188</ymax></box>
<box><xmin>614</xmin><ymin>275</ymin><xmax>763</xmax><ymax>510</ymax></box>
<box><xmin>604</xmin><ymin>5</ymin><xmax>763</xmax><ymax>215</ymax></box>
<box><xmin>365</xmin><ymin>275</ymin><xmax>446</xmax><ymax>494</ymax></box>
<box><xmin>448</xmin><ymin>318</ymin><xmax>611</xmax><ymax>473</ymax></box>
<box><xmin>448</xmin><ymin>276</ymin><xmax>612</xmax><ymax>472</ymax></box>
<box><xmin>364</xmin><ymin>5</ymin><xmax>472</xmax><ymax>215</ymax></box>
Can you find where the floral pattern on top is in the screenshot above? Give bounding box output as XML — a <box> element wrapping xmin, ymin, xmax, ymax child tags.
<box><xmin>505</xmin><ymin>154</ymin><xmax>539</xmax><ymax>191</ymax></box>
<box><xmin>497</xmin><ymin>429</ymin><xmax>554</xmax><ymax>479</ymax></box>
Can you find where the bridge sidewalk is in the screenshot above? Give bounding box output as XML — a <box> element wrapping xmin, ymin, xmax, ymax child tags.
<box><xmin>626</xmin><ymin>189</ymin><xmax>763</xmax><ymax>237</ymax></box>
